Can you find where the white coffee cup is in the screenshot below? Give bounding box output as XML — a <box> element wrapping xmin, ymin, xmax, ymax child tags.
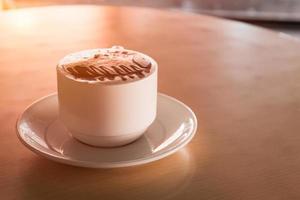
<box><xmin>56</xmin><ymin>46</ymin><xmax>157</xmax><ymax>147</ymax></box>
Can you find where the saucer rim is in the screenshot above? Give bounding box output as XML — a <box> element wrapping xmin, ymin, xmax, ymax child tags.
<box><xmin>16</xmin><ymin>93</ymin><xmax>197</xmax><ymax>168</ymax></box>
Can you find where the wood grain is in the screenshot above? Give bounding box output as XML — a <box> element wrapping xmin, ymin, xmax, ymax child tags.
<box><xmin>1</xmin><ymin>5</ymin><xmax>300</xmax><ymax>200</ymax></box>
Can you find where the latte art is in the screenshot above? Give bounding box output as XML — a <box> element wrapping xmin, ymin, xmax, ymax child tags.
<box><xmin>57</xmin><ymin>46</ymin><xmax>156</xmax><ymax>83</ymax></box>
<box><xmin>64</xmin><ymin>57</ymin><xmax>151</xmax><ymax>81</ymax></box>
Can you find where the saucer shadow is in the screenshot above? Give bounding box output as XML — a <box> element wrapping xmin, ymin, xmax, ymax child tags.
<box><xmin>20</xmin><ymin>147</ymin><xmax>196</xmax><ymax>200</ymax></box>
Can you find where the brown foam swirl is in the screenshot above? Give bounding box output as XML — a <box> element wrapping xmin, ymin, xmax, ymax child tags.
<box><xmin>58</xmin><ymin>47</ymin><xmax>155</xmax><ymax>83</ymax></box>
<box><xmin>64</xmin><ymin>57</ymin><xmax>151</xmax><ymax>81</ymax></box>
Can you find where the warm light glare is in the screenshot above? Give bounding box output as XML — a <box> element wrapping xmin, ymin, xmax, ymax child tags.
<box><xmin>6</xmin><ymin>11</ymin><xmax>36</xmax><ymax>31</ymax></box>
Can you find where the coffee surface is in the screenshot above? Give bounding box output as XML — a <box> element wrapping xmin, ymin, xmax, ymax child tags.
<box><xmin>57</xmin><ymin>46</ymin><xmax>155</xmax><ymax>83</ymax></box>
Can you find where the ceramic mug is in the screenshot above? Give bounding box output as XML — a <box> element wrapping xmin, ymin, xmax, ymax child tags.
<box><xmin>56</xmin><ymin>46</ymin><xmax>157</xmax><ymax>147</ymax></box>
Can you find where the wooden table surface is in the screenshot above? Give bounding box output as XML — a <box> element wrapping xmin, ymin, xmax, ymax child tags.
<box><xmin>1</xmin><ymin>5</ymin><xmax>300</xmax><ymax>200</ymax></box>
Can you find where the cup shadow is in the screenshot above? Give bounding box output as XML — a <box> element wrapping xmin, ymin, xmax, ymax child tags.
<box><xmin>20</xmin><ymin>147</ymin><xmax>196</xmax><ymax>200</ymax></box>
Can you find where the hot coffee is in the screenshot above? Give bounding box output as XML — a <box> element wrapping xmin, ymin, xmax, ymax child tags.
<box><xmin>57</xmin><ymin>46</ymin><xmax>158</xmax><ymax>147</ymax></box>
<box><xmin>57</xmin><ymin>46</ymin><xmax>155</xmax><ymax>83</ymax></box>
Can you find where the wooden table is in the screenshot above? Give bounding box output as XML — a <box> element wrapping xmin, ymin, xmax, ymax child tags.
<box><xmin>1</xmin><ymin>5</ymin><xmax>300</xmax><ymax>200</ymax></box>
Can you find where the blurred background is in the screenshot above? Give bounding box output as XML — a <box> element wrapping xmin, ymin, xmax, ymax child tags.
<box><xmin>1</xmin><ymin>0</ymin><xmax>300</xmax><ymax>37</ymax></box>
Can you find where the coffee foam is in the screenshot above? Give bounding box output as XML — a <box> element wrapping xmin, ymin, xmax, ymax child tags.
<box><xmin>57</xmin><ymin>46</ymin><xmax>156</xmax><ymax>84</ymax></box>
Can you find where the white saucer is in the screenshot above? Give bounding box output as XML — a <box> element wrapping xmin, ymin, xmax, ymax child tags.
<box><xmin>16</xmin><ymin>93</ymin><xmax>197</xmax><ymax>168</ymax></box>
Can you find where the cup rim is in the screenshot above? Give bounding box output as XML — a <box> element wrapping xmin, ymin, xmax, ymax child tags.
<box><xmin>56</xmin><ymin>47</ymin><xmax>158</xmax><ymax>85</ymax></box>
